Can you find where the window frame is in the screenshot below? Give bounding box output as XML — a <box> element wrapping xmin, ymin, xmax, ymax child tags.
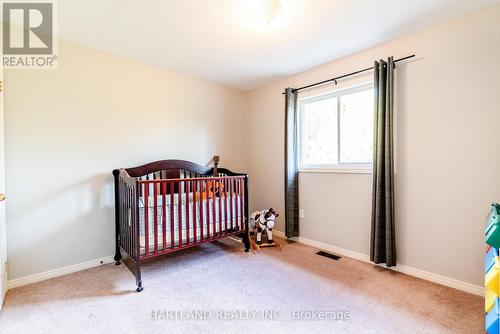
<box><xmin>298</xmin><ymin>82</ymin><xmax>374</xmax><ymax>174</ymax></box>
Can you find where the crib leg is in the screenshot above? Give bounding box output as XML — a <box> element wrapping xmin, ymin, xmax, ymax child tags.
<box><xmin>136</xmin><ymin>273</ymin><xmax>143</xmax><ymax>292</ymax></box>
<box><xmin>135</xmin><ymin>258</ymin><xmax>143</xmax><ymax>292</ymax></box>
<box><xmin>113</xmin><ymin>170</ymin><xmax>122</xmax><ymax>265</ymax></box>
<box><xmin>114</xmin><ymin>234</ymin><xmax>122</xmax><ymax>265</ymax></box>
<box><xmin>243</xmin><ymin>177</ymin><xmax>250</xmax><ymax>252</ymax></box>
<box><xmin>243</xmin><ymin>227</ymin><xmax>250</xmax><ymax>252</ymax></box>
<box><xmin>114</xmin><ymin>249</ymin><xmax>122</xmax><ymax>265</ymax></box>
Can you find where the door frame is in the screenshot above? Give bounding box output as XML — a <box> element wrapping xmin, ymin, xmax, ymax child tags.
<box><xmin>0</xmin><ymin>65</ymin><xmax>6</xmax><ymax>309</ymax></box>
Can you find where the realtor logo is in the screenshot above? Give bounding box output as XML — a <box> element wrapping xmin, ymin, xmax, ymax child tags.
<box><xmin>2</xmin><ymin>1</ymin><xmax>58</xmax><ymax>68</ymax></box>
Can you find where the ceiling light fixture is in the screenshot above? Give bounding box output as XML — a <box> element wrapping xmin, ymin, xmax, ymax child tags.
<box><xmin>240</xmin><ymin>0</ymin><xmax>287</xmax><ymax>31</ymax></box>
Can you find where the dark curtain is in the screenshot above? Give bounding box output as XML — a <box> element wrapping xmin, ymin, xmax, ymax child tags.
<box><xmin>370</xmin><ymin>57</ymin><xmax>396</xmax><ymax>267</ymax></box>
<box><xmin>284</xmin><ymin>88</ymin><xmax>299</xmax><ymax>237</ymax></box>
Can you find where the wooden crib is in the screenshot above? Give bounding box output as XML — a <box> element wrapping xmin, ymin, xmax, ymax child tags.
<box><xmin>113</xmin><ymin>158</ymin><xmax>249</xmax><ymax>292</ymax></box>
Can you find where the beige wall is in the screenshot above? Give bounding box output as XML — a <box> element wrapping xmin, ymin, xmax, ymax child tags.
<box><xmin>245</xmin><ymin>5</ymin><xmax>500</xmax><ymax>287</ymax></box>
<box><xmin>4</xmin><ymin>41</ymin><xmax>247</xmax><ymax>279</ymax></box>
<box><xmin>4</xmin><ymin>4</ymin><xmax>500</xmax><ymax>288</ymax></box>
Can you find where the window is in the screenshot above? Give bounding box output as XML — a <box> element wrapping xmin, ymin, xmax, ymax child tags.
<box><xmin>299</xmin><ymin>83</ymin><xmax>374</xmax><ymax>172</ymax></box>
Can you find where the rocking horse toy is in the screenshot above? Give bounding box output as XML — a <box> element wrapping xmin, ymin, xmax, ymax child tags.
<box><xmin>249</xmin><ymin>208</ymin><xmax>281</xmax><ymax>250</ymax></box>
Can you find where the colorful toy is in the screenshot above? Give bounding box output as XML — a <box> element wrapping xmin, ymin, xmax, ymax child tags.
<box><xmin>249</xmin><ymin>208</ymin><xmax>279</xmax><ymax>245</ymax></box>
<box><xmin>486</xmin><ymin>204</ymin><xmax>500</xmax><ymax>334</ymax></box>
<box><xmin>487</xmin><ymin>247</ymin><xmax>499</xmax><ymax>273</ymax></box>
<box><xmin>487</xmin><ymin>299</ymin><xmax>500</xmax><ymax>334</ymax></box>
<box><xmin>248</xmin><ymin>209</ymin><xmax>281</xmax><ymax>251</ymax></box>
<box><xmin>486</xmin><ymin>258</ymin><xmax>500</xmax><ymax>296</ymax></box>
<box><xmin>486</xmin><ymin>203</ymin><xmax>500</xmax><ymax>248</ymax></box>
<box><xmin>487</xmin><ymin>288</ymin><xmax>496</xmax><ymax>313</ymax></box>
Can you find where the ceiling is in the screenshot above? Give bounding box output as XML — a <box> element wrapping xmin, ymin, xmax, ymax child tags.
<box><xmin>58</xmin><ymin>0</ymin><xmax>498</xmax><ymax>90</ymax></box>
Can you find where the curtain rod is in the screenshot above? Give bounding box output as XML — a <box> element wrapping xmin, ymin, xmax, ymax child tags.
<box><xmin>282</xmin><ymin>54</ymin><xmax>415</xmax><ymax>95</ymax></box>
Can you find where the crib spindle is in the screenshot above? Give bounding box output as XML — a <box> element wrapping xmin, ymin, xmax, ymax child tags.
<box><xmin>239</xmin><ymin>179</ymin><xmax>243</xmax><ymax>230</ymax></box>
<box><xmin>127</xmin><ymin>184</ymin><xmax>131</xmax><ymax>257</ymax></box>
<box><xmin>185</xmin><ymin>179</ymin><xmax>190</xmax><ymax>244</ymax></box>
<box><xmin>229</xmin><ymin>179</ymin><xmax>234</xmax><ymax>231</ymax></box>
<box><xmin>144</xmin><ymin>182</ymin><xmax>149</xmax><ymax>255</ymax></box>
<box><xmin>205</xmin><ymin>179</ymin><xmax>209</xmax><ymax>238</ymax></box>
<box><xmin>170</xmin><ymin>182</ymin><xmax>175</xmax><ymax>249</ymax></box>
<box><xmin>224</xmin><ymin>178</ymin><xmax>228</xmax><ymax>233</ymax></box>
<box><xmin>193</xmin><ymin>180</ymin><xmax>197</xmax><ymax>243</ymax></box>
<box><xmin>178</xmin><ymin>180</ymin><xmax>183</xmax><ymax>247</ymax></box>
<box><xmin>130</xmin><ymin>186</ymin><xmax>134</xmax><ymax>257</ymax></box>
<box><xmin>130</xmin><ymin>187</ymin><xmax>133</xmax><ymax>256</ymax></box>
<box><xmin>130</xmin><ymin>185</ymin><xmax>135</xmax><ymax>259</ymax></box>
<box><xmin>123</xmin><ymin>183</ymin><xmax>127</xmax><ymax>256</ymax></box>
<box><xmin>161</xmin><ymin>182</ymin><xmax>166</xmax><ymax>251</ymax></box>
<box><xmin>210</xmin><ymin>179</ymin><xmax>216</xmax><ymax>238</ymax></box>
<box><xmin>240</xmin><ymin>178</ymin><xmax>244</xmax><ymax>230</ymax></box>
<box><xmin>234</xmin><ymin>179</ymin><xmax>238</xmax><ymax>231</ymax></box>
<box><xmin>153</xmin><ymin>179</ymin><xmax>158</xmax><ymax>254</ymax></box>
<box><xmin>199</xmin><ymin>180</ymin><xmax>204</xmax><ymax>241</ymax></box>
<box><xmin>240</xmin><ymin>179</ymin><xmax>245</xmax><ymax>228</ymax></box>
<box><xmin>217</xmin><ymin>178</ymin><xmax>222</xmax><ymax>237</ymax></box>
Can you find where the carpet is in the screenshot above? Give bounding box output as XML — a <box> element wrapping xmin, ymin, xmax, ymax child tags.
<box><xmin>0</xmin><ymin>237</ymin><xmax>482</xmax><ymax>333</ymax></box>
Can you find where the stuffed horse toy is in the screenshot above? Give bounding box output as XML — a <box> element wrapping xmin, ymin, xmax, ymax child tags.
<box><xmin>249</xmin><ymin>208</ymin><xmax>279</xmax><ymax>245</ymax></box>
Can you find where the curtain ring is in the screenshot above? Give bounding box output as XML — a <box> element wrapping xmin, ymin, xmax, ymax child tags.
<box><xmin>333</xmin><ymin>79</ymin><xmax>338</xmax><ymax>86</ymax></box>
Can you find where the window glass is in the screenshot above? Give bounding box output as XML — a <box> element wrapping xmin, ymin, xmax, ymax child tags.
<box><xmin>299</xmin><ymin>84</ymin><xmax>374</xmax><ymax>170</ymax></box>
<box><xmin>339</xmin><ymin>89</ymin><xmax>374</xmax><ymax>163</ymax></box>
<box><xmin>301</xmin><ymin>97</ymin><xmax>338</xmax><ymax>165</ymax></box>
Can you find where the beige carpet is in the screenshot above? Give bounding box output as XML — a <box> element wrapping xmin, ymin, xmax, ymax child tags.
<box><xmin>0</xmin><ymin>237</ymin><xmax>482</xmax><ymax>334</ymax></box>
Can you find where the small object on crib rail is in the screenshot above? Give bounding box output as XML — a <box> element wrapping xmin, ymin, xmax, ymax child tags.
<box><xmin>194</xmin><ymin>154</ymin><xmax>223</xmax><ymax>199</ymax></box>
<box><xmin>213</xmin><ymin>155</ymin><xmax>220</xmax><ymax>176</ymax></box>
<box><xmin>249</xmin><ymin>208</ymin><xmax>281</xmax><ymax>250</ymax></box>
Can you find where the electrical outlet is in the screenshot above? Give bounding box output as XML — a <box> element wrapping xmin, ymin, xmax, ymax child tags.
<box><xmin>299</xmin><ymin>209</ymin><xmax>304</xmax><ymax>218</ymax></box>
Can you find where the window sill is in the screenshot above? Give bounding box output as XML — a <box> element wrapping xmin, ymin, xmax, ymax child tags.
<box><xmin>299</xmin><ymin>168</ymin><xmax>372</xmax><ymax>175</ymax></box>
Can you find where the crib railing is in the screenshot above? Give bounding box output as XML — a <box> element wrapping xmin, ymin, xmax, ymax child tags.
<box><xmin>137</xmin><ymin>176</ymin><xmax>246</xmax><ymax>259</ymax></box>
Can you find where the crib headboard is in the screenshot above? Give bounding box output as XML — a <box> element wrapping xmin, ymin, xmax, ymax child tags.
<box><xmin>123</xmin><ymin>159</ymin><xmax>212</xmax><ymax>179</ymax></box>
<box><xmin>113</xmin><ymin>159</ymin><xmax>246</xmax><ymax>181</ymax></box>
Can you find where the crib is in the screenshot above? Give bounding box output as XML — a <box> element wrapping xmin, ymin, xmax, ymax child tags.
<box><xmin>113</xmin><ymin>159</ymin><xmax>249</xmax><ymax>292</ymax></box>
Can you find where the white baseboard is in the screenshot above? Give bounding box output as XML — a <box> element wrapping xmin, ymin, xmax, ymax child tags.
<box><xmin>6</xmin><ymin>233</ymin><xmax>485</xmax><ymax>296</ymax></box>
<box><xmin>7</xmin><ymin>255</ymin><xmax>114</xmax><ymax>290</ymax></box>
<box><xmin>273</xmin><ymin>230</ymin><xmax>484</xmax><ymax>296</ymax></box>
